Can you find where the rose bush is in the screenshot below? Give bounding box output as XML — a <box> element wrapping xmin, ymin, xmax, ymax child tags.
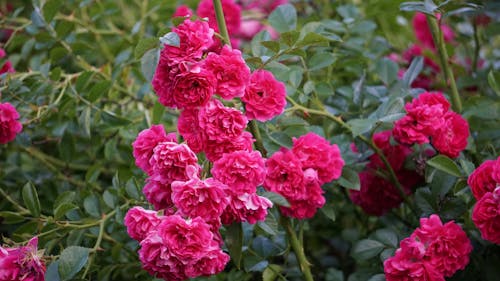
<box><xmin>1</xmin><ymin>0</ymin><xmax>499</xmax><ymax>281</ymax></box>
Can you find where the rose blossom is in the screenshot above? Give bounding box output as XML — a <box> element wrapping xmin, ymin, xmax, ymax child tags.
<box><xmin>430</xmin><ymin>111</ymin><xmax>469</xmax><ymax>158</ymax></box>
<box><xmin>197</xmin><ymin>0</ymin><xmax>241</xmax><ymax>35</ymax></box>
<box><xmin>0</xmin><ymin>102</ymin><xmax>22</xmax><ymax>144</ymax></box>
<box><xmin>132</xmin><ymin>125</ymin><xmax>177</xmax><ymax>174</ymax></box>
<box><xmin>149</xmin><ymin>142</ymin><xmax>200</xmax><ymax>183</ymax></box>
<box><xmin>198</xmin><ymin>99</ymin><xmax>248</xmax><ymax>141</ymax></box>
<box><xmin>0</xmin><ymin>48</ymin><xmax>14</xmax><ymax>75</ymax></box>
<box><xmin>404</xmin><ymin>92</ymin><xmax>450</xmax><ymax>135</ymax></box>
<box><xmin>368</xmin><ymin>130</ymin><xmax>412</xmax><ymax>171</ymax></box>
<box><xmin>492</xmin><ymin>156</ymin><xmax>500</xmax><ymax>183</ymax></box>
<box><xmin>178</xmin><ymin>107</ymin><xmax>206</xmax><ymax>153</ymax></box>
<box><xmin>221</xmin><ymin>191</ymin><xmax>273</xmax><ymax>224</ymax></box>
<box><xmin>186</xmin><ymin>249</ymin><xmax>230</xmax><ymax>277</ymax></box>
<box><xmin>170</xmin><ymin>62</ymin><xmax>216</xmax><ymax>109</ymax></box>
<box><xmin>0</xmin><ymin>237</ymin><xmax>46</xmax><ymax>281</ymax></box>
<box><xmin>171</xmin><ymin>177</ymin><xmax>230</xmax><ymax>221</ymax></box>
<box><xmin>243</xmin><ymin>69</ymin><xmax>286</xmax><ymax>121</ymax></box>
<box><xmin>472</xmin><ymin>187</ymin><xmax>500</xmax><ymax>244</ymax></box>
<box><xmin>468</xmin><ymin>160</ymin><xmax>498</xmax><ymax>200</ymax></box>
<box><xmin>211</xmin><ymin>150</ymin><xmax>266</xmax><ymax>194</ymax></box>
<box><xmin>412</xmin><ymin>214</ymin><xmax>472</xmax><ymax>277</ymax></box>
<box><xmin>264</xmin><ymin>149</ymin><xmax>305</xmax><ymax>200</ymax></box>
<box><xmin>291</xmin><ymin>132</ymin><xmax>344</xmax><ymax>183</ymax></box>
<box><xmin>412</xmin><ymin>12</ymin><xmax>455</xmax><ymax>50</ymax></box>
<box><xmin>173</xmin><ymin>5</ymin><xmax>193</xmax><ymax>18</ymax></box>
<box><xmin>142</xmin><ymin>177</ymin><xmax>175</xmax><ymax>211</ymax></box>
<box><xmin>204</xmin><ymin>45</ymin><xmax>250</xmax><ymax>99</ymax></box>
<box><xmin>124</xmin><ymin>206</ymin><xmax>162</xmax><ymax>242</ymax></box>
<box><xmin>392</xmin><ymin>115</ymin><xmax>430</xmax><ymax>145</ymax></box>
<box><xmin>204</xmin><ymin>131</ymin><xmax>254</xmax><ymax>162</ymax></box>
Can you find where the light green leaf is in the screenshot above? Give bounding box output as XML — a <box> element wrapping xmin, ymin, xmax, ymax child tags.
<box><xmin>159</xmin><ymin>32</ymin><xmax>180</xmax><ymax>47</ymax></box>
<box><xmin>261</xmin><ymin>191</ymin><xmax>290</xmax><ymax>207</ymax></box>
<box><xmin>426</xmin><ymin>155</ymin><xmax>462</xmax><ymax>177</ymax></box>
<box><xmin>268</xmin><ymin>4</ymin><xmax>297</xmax><ymax>33</ymax></box>
<box><xmin>134</xmin><ymin>37</ymin><xmax>159</xmax><ymax>59</ymax></box>
<box><xmin>376</xmin><ymin>58</ymin><xmax>398</xmax><ymax>85</ymax></box>
<box><xmin>22</xmin><ymin>181</ymin><xmax>41</xmax><ymax>218</ymax></box>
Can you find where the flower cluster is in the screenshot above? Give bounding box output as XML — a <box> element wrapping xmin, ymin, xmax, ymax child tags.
<box><xmin>350</xmin><ymin>130</ymin><xmax>422</xmax><ymax>216</ymax></box>
<box><xmin>0</xmin><ymin>102</ymin><xmax>23</xmax><ymax>144</ymax></box>
<box><xmin>0</xmin><ymin>237</ymin><xmax>46</xmax><ymax>281</ymax></box>
<box><xmin>393</xmin><ymin>91</ymin><xmax>469</xmax><ymax>158</ymax></box>
<box><xmin>264</xmin><ymin>132</ymin><xmax>344</xmax><ymax>219</ymax></box>
<box><xmin>384</xmin><ymin>214</ymin><xmax>472</xmax><ymax>281</ymax></box>
<box><xmin>469</xmin><ymin>156</ymin><xmax>500</xmax><ymax>244</ymax></box>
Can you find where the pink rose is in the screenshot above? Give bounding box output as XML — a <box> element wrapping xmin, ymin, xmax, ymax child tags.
<box><xmin>171</xmin><ymin>177</ymin><xmax>230</xmax><ymax>221</ymax></box>
<box><xmin>369</xmin><ymin>130</ymin><xmax>412</xmax><ymax>171</ymax></box>
<box><xmin>291</xmin><ymin>132</ymin><xmax>344</xmax><ymax>183</ymax></box>
<box><xmin>412</xmin><ymin>12</ymin><xmax>454</xmax><ymax>50</ymax></box>
<box><xmin>239</xmin><ymin>0</ymin><xmax>288</xmax><ymax>13</ymax></box>
<box><xmin>492</xmin><ymin>156</ymin><xmax>500</xmax><ymax>183</ymax></box>
<box><xmin>152</xmin><ymin>58</ymin><xmax>177</xmax><ymax>108</ymax></box>
<box><xmin>186</xmin><ymin>249</ymin><xmax>230</xmax><ymax>277</ymax></box>
<box><xmin>171</xmin><ymin>62</ymin><xmax>216</xmax><ymax>109</ymax></box>
<box><xmin>243</xmin><ymin>69</ymin><xmax>286</xmax><ymax>121</ymax></box>
<box><xmin>143</xmin><ymin>177</ymin><xmax>175</xmax><ymax>211</ymax></box>
<box><xmin>132</xmin><ymin>124</ymin><xmax>176</xmax><ymax>174</ymax></box>
<box><xmin>472</xmin><ymin>187</ymin><xmax>500</xmax><ymax>244</ymax></box>
<box><xmin>124</xmin><ymin>206</ymin><xmax>162</xmax><ymax>242</ymax></box>
<box><xmin>412</xmin><ymin>214</ymin><xmax>472</xmax><ymax>277</ymax></box>
<box><xmin>197</xmin><ymin>0</ymin><xmax>241</xmax><ymax>35</ymax></box>
<box><xmin>280</xmin><ymin>168</ymin><xmax>325</xmax><ymax>219</ymax></box>
<box><xmin>0</xmin><ymin>102</ymin><xmax>22</xmax><ymax>144</ymax></box>
<box><xmin>204</xmin><ymin>45</ymin><xmax>250</xmax><ymax>100</ymax></box>
<box><xmin>0</xmin><ymin>48</ymin><xmax>14</xmax><ymax>75</ymax></box>
<box><xmin>0</xmin><ymin>237</ymin><xmax>46</xmax><ymax>281</ymax></box>
<box><xmin>198</xmin><ymin>99</ymin><xmax>248</xmax><ymax>141</ymax></box>
<box><xmin>178</xmin><ymin>107</ymin><xmax>206</xmax><ymax>153</ymax></box>
<box><xmin>404</xmin><ymin>92</ymin><xmax>450</xmax><ymax>135</ymax></box>
<box><xmin>468</xmin><ymin>160</ymin><xmax>498</xmax><ymax>200</ymax></box>
<box><xmin>173</xmin><ymin>5</ymin><xmax>193</xmax><ymax>18</ymax></box>
<box><xmin>221</xmin><ymin>191</ymin><xmax>273</xmax><ymax>224</ymax></box>
<box><xmin>211</xmin><ymin>150</ymin><xmax>266</xmax><ymax>194</ymax></box>
<box><xmin>149</xmin><ymin>142</ymin><xmax>199</xmax><ymax>183</ymax></box>
<box><xmin>430</xmin><ymin>111</ymin><xmax>469</xmax><ymax>158</ymax></box>
<box><xmin>204</xmin><ymin>131</ymin><xmax>254</xmax><ymax>162</ymax></box>
<box><xmin>264</xmin><ymin>149</ymin><xmax>305</xmax><ymax>200</ymax></box>
<box><xmin>392</xmin><ymin>115</ymin><xmax>430</xmax><ymax>145</ymax></box>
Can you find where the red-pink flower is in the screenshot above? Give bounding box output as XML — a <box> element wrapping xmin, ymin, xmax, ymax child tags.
<box><xmin>430</xmin><ymin>111</ymin><xmax>469</xmax><ymax>158</ymax></box>
<box><xmin>405</xmin><ymin>92</ymin><xmax>450</xmax><ymax>134</ymax></box>
<box><xmin>211</xmin><ymin>150</ymin><xmax>266</xmax><ymax>194</ymax></box>
<box><xmin>221</xmin><ymin>191</ymin><xmax>273</xmax><ymax>224</ymax></box>
<box><xmin>412</xmin><ymin>215</ymin><xmax>472</xmax><ymax>277</ymax></box>
<box><xmin>369</xmin><ymin>130</ymin><xmax>412</xmax><ymax>171</ymax></box>
<box><xmin>178</xmin><ymin>107</ymin><xmax>206</xmax><ymax>153</ymax></box>
<box><xmin>124</xmin><ymin>206</ymin><xmax>162</xmax><ymax>242</ymax></box>
<box><xmin>239</xmin><ymin>0</ymin><xmax>288</xmax><ymax>13</ymax></box>
<box><xmin>412</xmin><ymin>12</ymin><xmax>454</xmax><ymax>50</ymax></box>
<box><xmin>0</xmin><ymin>237</ymin><xmax>45</xmax><ymax>281</ymax></box>
<box><xmin>204</xmin><ymin>45</ymin><xmax>250</xmax><ymax>100</ymax></box>
<box><xmin>149</xmin><ymin>142</ymin><xmax>199</xmax><ymax>183</ymax></box>
<box><xmin>468</xmin><ymin>160</ymin><xmax>498</xmax><ymax>200</ymax></box>
<box><xmin>197</xmin><ymin>0</ymin><xmax>241</xmax><ymax>36</ymax></box>
<box><xmin>264</xmin><ymin>149</ymin><xmax>305</xmax><ymax>200</ymax></box>
<box><xmin>170</xmin><ymin>62</ymin><xmax>217</xmax><ymax>109</ymax></box>
<box><xmin>143</xmin><ymin>177</ymin><xmax>175</xmax><ymax>211</ymax></box>
<box><xmin>492</xmin><ymin>156</ymin><xmax>500</xmax><ymax>183</ymax></box>
<box><xmin>0</xmin><ymin>102</ymin><xmax>22</xmax><ymax>144</ymax></box>
<box><xmin>243</xmin><ymin>69</ymin><xmax>286</xmax><ymax>121</ymax></box>
<box><xmin>392</xmin><ymin>115</ymin><xmax>430</xmax><ymax>145</ymax></box>
<box><xmin>171</xmin><ymin>177</ymin><xmax>230</xmax><ymax>221</ymax></box>
<box><xmin>198</xmin><ymin>99</ymin><xmax>248</xmax><ymax>141</ymax></box>
<box><xmin>291</xmin><ymin>132</ymin><xmax>344</xmax><ymax>184</ymax></box>
<box><xmin>132</xmin><ymin>124</ymin><xmax>177</xmax><ymax>174</ymax></box>
<box><xmin>0</xmin><ymin>48</ymin><xmax>14</xmax><ymax>75</ymax></box>
<box><xmin>186</xmin><ymin>249</ymin><xmax>230</xmax><ymax>277</ymax></box>
<box><xmin>204</xmin><ymin>131</ymin><xmax>254</xmax><ymax>162</ymax></box>
<box><xmin>152</xmin><ymin>59</ymin><xmax>177</xmax><ymax>108</ymax></box>
<box><xmin>472</xmin><ymin>187</ymin><xmax>500</xmax><ymax>244</ymax></box>
<box><xmin>173</xmin><ymin>5</ymin><xmax>193</xmax><ymax>18</ymax></box>
<box><xmin>280</xmin><ymin>168</ymin><xmax>325</xmax><ymax>219</ymax></box>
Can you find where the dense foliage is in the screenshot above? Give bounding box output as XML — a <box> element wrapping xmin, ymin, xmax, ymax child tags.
<box><xmin>1</xmin><ymin>0</ymin><xmax>499</xmax><ymax>280</ymax></box>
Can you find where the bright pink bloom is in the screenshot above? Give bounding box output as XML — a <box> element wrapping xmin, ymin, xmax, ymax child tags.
<box><xmin>492</xmin><ymin>156</ymin><xmax>500</xmax><ymax>183</ymax></box>
<box><xmin>405</xmin><ymin>91</ymin><xmax>450</xmax><ymax>136</ymax></box>
<box><xmin>291</xmin><ymin>132</ymin><xmax>344</xmax><ymax>184</ymax></box>
<box><xmin>170</xmin><ymin>62</ymin><xmax>216</xmax><ymax>109</ymax></box>
<box><xmin>430</xmin><ymin>111</ymin><xmax>469</xmax><ymax>158</ymax></box>
<box><xmin>211</xmin><ymin>150</ymin><xmax>266</xmax><ymax>194</ymax></box>
<box><xmin>243</xmin><ymin>69</ymin><xmax>286</xmax><ymax>121</ymax></box>
<box><xmin>198</xmin><ymin>99</ymin><xmax>248</xmax><ymax>141</ymax></box>
<box><xmin>132</xmin><ymin>125</ymin><xmax>176</xmax><ymax>174</ymax></box>
<box><xmin>0</xmin><ymin>48</ymin><xmax>14</xmax><ymax>74</ymax></box>
<box><xmin>472</xmin><ymin>187</ymin><xmax>500</xmax><ymax>244</ymax></box>
<box><xmin>412</xmin><ymin>215</ymin><xmax>472</xmax><ymax>277</ymax></box>
<box><xmin>124</xmin><ymin>206</ymin><xmax>162</xmax><ymax>242</ymax></box>
<box><xmin>173</xmin><ymin>5</ymin><xmax>193</xmax><ymax>18</ymax></box>
<box><xmin>152</xmin><ymin>59</ymin><xmax>177</xmax><ymax>108</ymax></box>
<box><xmin>204</xmin><ymin>131</ymin><xmax>254</xmax><ymax>162</ymax></box>
<box><xmin>178</xmin><ymin>107</ymin><xmax>206</xmax><ymax>153</ymax></box>
<box><xmin>171</xmin><ymin>177</ymin><xmax>230</xmax><ymax>221</ymax></box>
<box><xmin>204</xmin><ymin>45</ymin><xmax>250</xmax><ymax>100</ymax></box>
<box><xmin>239</xmin><ymin>0</ymin><xmax>288</xmax><ymax>13</ymax></box>
<box><xmin>0</xmin><ymin>102</ymin><xmax>22</xmax><ymax>144</ymax></box>
<box><xmin>149</xmin><ymin>142</ymin><xmax>199</xmax><ymax>183</ymax></box>
<box><xmin>160</xmin><ymin>19</ymin><xmax>214</xmax><ymax>65</ymax></box>
<box><xmin>392</xmin><ymin>115</ymin><xmax>430</xmax><ymax>145</ymax></box>
<box><xmin>264</xmin><ymin>149</ymin><xmax>305</xmax><ymax>200</ymax></box>
<box><xmin>369</xmin><ymin>130</ymin><xmax>412</xmax><ymax>171</ymax></box>
<box><xmin>186</xmin><ymin>249</ymin><xmax>230</xmax><ymax>277</ymax></box>
<box><xmin>221</xmin><ymin>191</ymin><xmax>273</xmax><ymax>224</ymax></box>
<box><xmin>280</xmin><ymin>168</ymin><xmax>325</xmax><ymax>219</ymax></box>
<box><xmin>197</xmin><ymin>0</ymin><xmax>241</xmax><ymax>35</ymax></box>
<box><xmin>143</xmin><ymin>177</ymin><xmax>175</xmax><ymax>211</ymax></box>
<box><xmin>412</xmin><ymin>12</ymin><xmax>454</xmax><ymax>50</ymax></box>
<box><xmin>468</xmin><ymin>160</ymin><xmax>498</xmax><ymax>200</ymax></box>
<box><xmin>0</xmin><ymin>237</ymin><xmax>46</xmax><ymax>281</ymax></box>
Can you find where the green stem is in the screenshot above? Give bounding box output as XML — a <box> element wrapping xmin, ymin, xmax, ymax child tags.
<box><xmin>249</xmin><ymin>120</ymin><xmax>267</xmax><ymax>157</ymax></box>
<box><xmin>426</xmin><ymin>15</ymin><xmax>462</xmax><ymax>113</ymax></box>
<box><xmin>212</xmin><ymin>0</ymin><xmax>231</xmax><ymax>46</ymax></box>
<box><xmin>282</xmin><ymin>217</ymin><xmax>314</xmax><ymax>281</ymax></box>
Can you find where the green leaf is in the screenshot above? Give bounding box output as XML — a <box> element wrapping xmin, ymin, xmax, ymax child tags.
<box><xmin>58</xmin><ymin>246</ymin><xmax>90</xmax><ymax>281</ymax></box>
<box><xmin>261</xmin><ymin>191</ymin><xmax>290</xmax><ymax>207</ymax></box>
<box><xmin>83</xmin><ymin>195</ymin><xmax>101</xmax><ymax>218</ymax></box>
<box><xmin>372</xmin><ymin>229</ymin><xmax>398</xmax><ymax>248</ymax></box>
<box><xmin>261</xmin><ymin>41</ymin><xmax>280</xmax><ymax>53</ymax></box>
<box><xmin>321</xmin><ymin>203</ymin><xmax>336</xmax><ymax>222</ymax></box>
<box><xmin>43</xmin><ymin>0</ymin><xmax>63</xmax><ymax>22</ymax></box>
<box><xmin>75</xmin><ymin>71</ymin><xmax>94</xmax><ymax>92</ymax></box>
<box><xmin>45</xmin><ymin>261</ymin><xmax>61</xmax><ymax>281</ymax></box>
<box><xmin>351</xmin><ymin>239</ymin><xmax>385</xmax><ymax>261</ymax></box>
<box><xmin>367</xmin><ymin>274</ymin><xmax>386</xmax><ymax>281</ymax></box>
<box><xmin>87</xmin><ymin>80</ymin><xmax>111</xmax><ymax>103</ymax></box>
<box><xmin>280</xmin><ymin>30</ymin><xmax>300</xmax><ymax>46</ymax></box>
<box><xmin>0</xmin><ymin>211</ymin><xmax>25</xmax><ymax>224</ymax></box>
<box><xmin>325</xmin><ymin>268</ymin><xmax>344</xmax><ymax>281</ymax></box>
<box><xmin>101</xmin><ymin>110</ymin><xmax>131</xmax><ymax>127</ymax></box>
<box><xmin>308</xmin><ymin>52</ymin><xmax>337</xmax><ymax>71</ymax></box>
<box><xmin>426</xmin><ymin>155</ymin><xmax>462</xmax><ymax>177</ymax></box>
<box><xmin>141</xmin><ymin>48</ymin><xmax>159</xmax><ymax>82</ymax></box>
<box><xmin>400</xmin><ymin>1</ymin><xmax>436</xmax><ymax>14</ymax></box>
<box><xmin>54</xmin><ymin>191</ymin><xmax>76</xmax><ymax>209</ymax></box>
<box><xmin>22</xmin><ymin>181</ymin><xmax>41</xmax><ymax>217</ymax></box>
<box><xmin>159</xmin><ymin>32</ymin><xmax>180</xmax><ymax>47</ymax></box>
<box><xmin>244</xmin><ymin>256</ymin><xmax>269</xmax><ymax>272</ymax></box>
<box><xmin>226</xmin><ymin>223</ymin><xmax>243</xmax><ymax>269</ymax></box>
<box><xmin>54</xmin><ymin>203</ymin><xmax>78</xmax><ymax>220</ymax></box>
<box><xmin>125</xmin><ymin>178</ymin><xmax>141</xmax><ymax>200</ymax></box>
<box><xmin>347</xmin><ymin>118</ymin><xmax>376</xmax><ymax>137</ymax></box>
<box><xmin>134</xmin><ymin>37</ymin><xmax>159</xmax><ymax>59</ymax></box>
<box><xmin>487</xmin><ymin>70</ymin><xmax>500</xmax><ymax>97</ymax></box>
<box><xmin>376</xmin><ymin>58</ymin><xmax>398</xmax><ymax>85</ymax></box>
<box><xmin>268</xmin><ymin>4</ymin><xmax>297</xmax><ymax>33</ymax></box>
<box><xmin>263</xmin><ymin>264</ymin><xmax>282</xmax><ymax>281</ymax></box>
<box><xmin>103</xmin><ymin>190</ymin><xmax>117</xmax><ymax>209</ymax></box>
<box><xmin>252</xmin><ymin>236</ymin><xmax>281</xmax><ymax>258</ymax></box>
<box><xmin>402</xmin><ymin>56</ymin><xmax>424</xmax><ymax>87</ymax></box>
<box><xmin>79</xmin><ymin>107</ymin><xmax>91</xmax><ymax>138</ymax></box>
<box><xmin>337</xmin><ymin>167</ymin><xmax>360</xmax><ymax>190</ymax></box>
<box><xmin>296</xmin><ymin>32</ymin><xmax>330</xmax><ymax>48</ymax></box>
<box><xmin>415</xmin><ymin>187</ymin><xmax>435</xmax><ymax>216</ymax></box>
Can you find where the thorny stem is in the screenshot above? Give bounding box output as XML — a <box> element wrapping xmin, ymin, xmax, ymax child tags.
<box><xmin>426</xmin><ymin>14</ymin><xmax>462</xmax><ymax>113</ymax></box>
<box><xmin>282</xmin><ymin>217</ymin><xmax>314</xmax><ymax>281</ymax></box>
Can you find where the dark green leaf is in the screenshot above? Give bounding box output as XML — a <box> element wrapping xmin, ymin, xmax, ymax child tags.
<box><xmin>54</xmin><ymin>203</ymin><xmax>78</xmax><ymax>220</ymax></box>
<box><xmin>22</xmin><ymin>181</ymin><xmax>41</xmax><ymax>217</ymax></box>
<box><xmin>0</xmin><ymin>211</ymin><xmax>25</xmax><ymax>224</ymax></box>
<box><xmin>134</xmin><ymin>37</ymin><xmax>159</xmax><ymax>59</ymax></box>
<box><xmin>261</xmin><ymin>191</ymin><xmax>290</xmax><ymax>207</ymax></box>
<box><xmin>83</xmin><ymin>195</ymin><xmax>101</xmax><ymax>218</ymax></box>
<box><xmin>58</xmin><ymin>246</ymin><xmax>90</xmax><ymax>281</ymax></box>
<box><xmin>372</xmin><ymin>229</ymin><xmax>398</xmax><ymax>248</ymax></box>
<box><xmin>268</xmin><ymin>4</ymin><xmax>297</xmax><ymax>33</ymax></box>
<box><xmin>101</xmin><ymin>110</ymin><xmax>131</xmax><ymax>127</ymax></box>
<box><xmin>321</xmin><ymin>203</ymin><xmax>336</xmax><ymax>221</ymax></box>
<box><xmin>43</xmin><ymin>0</ymin><xmax>63</xmax><ymax>22</ymax></box>
<box><xmin>376</xmin><ymin>58</ymin><xmax>398</xmax><ymax>85</ymax></box>
<box><xmin>226</xmin><ymin>223</ymin><xmax>243</xmax><ymax>269</ymax></box>
<box><xmin>325</xmin><ymin>268</ymin><xmax>344</xmax><ymax>281</ymax></box>
<box><xmin>244</xmin><ymin>256</ymin><xmax>269</xmax><ymax>272</ymax></box>
<box><xmin>488</xmin><ymin>70</ymin><xmax>500</xmax><ymax>97</ymax></box>
<box><xmin>125</xmin><ymin>178</ymin><xmax>141</xmax><ymax>200</ymax></box>
<box><xmin>103</xmin><ymin>190</ymin><xmax>117</xmax><ymax>208</ymax></box>
<box><xmin>337</xmin><ymin>167</ymin><xmax>360</xmax><ymax>190</ymax></box>
<box><xmin>426</xmin><ymin>155</ymin><xmax>462</xmax><ymax>177</ymax></box>
<box><xmin>351</xmin><ymin>239</ymin><xmax>385</xmax><ymax>261</ymax></box>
